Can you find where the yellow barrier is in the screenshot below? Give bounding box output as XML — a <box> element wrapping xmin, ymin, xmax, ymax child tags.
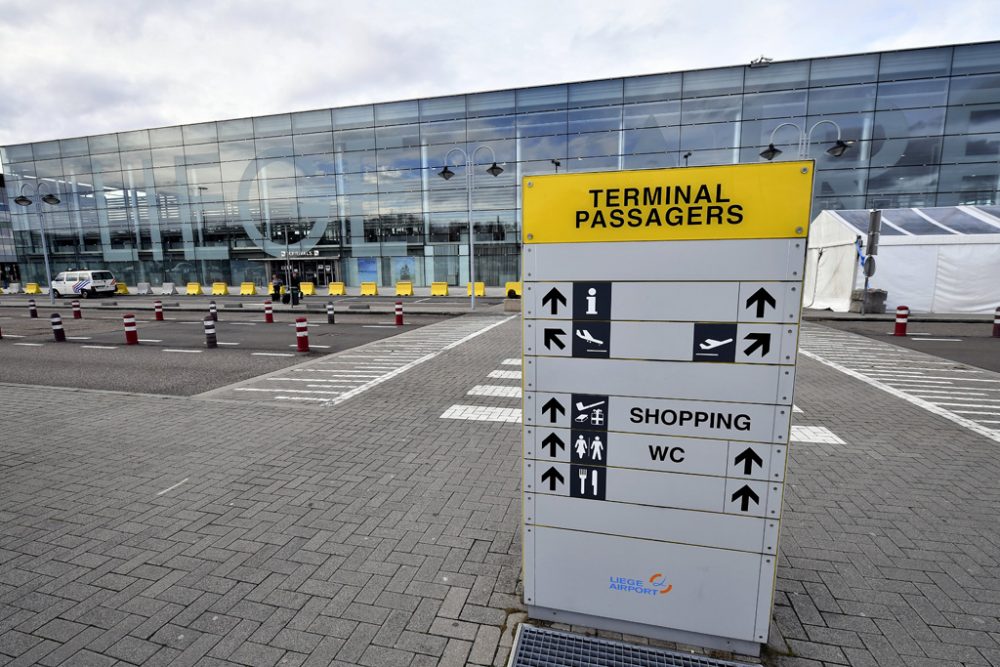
<box><xmin>186</xmin><ymin>282</ymin><xmax>203</xmax><ymax>296</ymax></box>
<box><xmin>24</xmin><ymin>283</ymin><xmax>41</xmax><ymax>295</ymax></box>
<box><xmin>268</xmin><ymin>284</ymin><xmax>288</xmax><ymax>295</ymax></box>
<box><xmin>299</xmin><ymin>281</ymin><xmax>315</xmax><ymax>296</ymax></box>
<box><xmin>360</xmin><ymin>282</ymin><xmax>378</xmax><ymax>296</ymax></box>
<box><xmin>395</xmin><ymin>281</ymin><xmax>413</xmax><ymax>297</ymax></box>
<box><xmin>116</xmin><ymin>283</ymin><xmax>130</xmax><ymax>295</ymax></box>
<box><xmin>504</xmin><ymin>281</ymin><xmax>522</xmax><ymax>298</ymax></box>
<box><xmin>430</xmin><ymin>282</ymin><xmax>449</xmax><ymax>297</ymax></box>
<box><xmin>467</xmin><ymin>282</ymin><xmax>486</xmax><ymax>297</ymax></box>
<box><xmin>328</xmin><ymin>282</ymin><xmax>345</xmax><ymax>296</ymax></box>
<box><xmin>239</xmin><ymin>282</ymin><xmax>256</xmax><ymax>296</ymax></box>
<box><xmin>211</xmin><ymin>282</ymin><xmax>228</xmax><ymax>296</ymax></box>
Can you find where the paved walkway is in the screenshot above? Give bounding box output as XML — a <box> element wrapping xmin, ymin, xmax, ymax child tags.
<box><xmin>1</xmin><ymin>319</ymin><xmax>999</xmax><ymax>666</ymax></box>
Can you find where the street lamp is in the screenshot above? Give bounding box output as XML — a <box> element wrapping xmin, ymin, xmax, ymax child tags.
<box><xmin>760</xmin><ymin>120</ymin><xmax>855</xmax><ymax>161</ymax></box>
<box><xmin>13</xmin><ymin>183</ymin><xmax>60</xmax><ymax>304</ymax></box>
<box><xmin>550</xmin><ymin>159</ymin><xmax>561</xmax><ymax>173</ymax></box>
<box><xmin>437</xmin><ymin>145</ymin><xmax>503</xmax><ymax>310</ymax></box>
<box><xmin>682</xmin><ymin>152</ymin><xmax>692</xmax><ymax>167</ymax></box>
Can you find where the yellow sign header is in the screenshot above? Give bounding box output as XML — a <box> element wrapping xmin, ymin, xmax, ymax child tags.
<box><xmin>522</xmin><ymin>161</ymin><xmax>813</xmax><ymax>244</ymax></box>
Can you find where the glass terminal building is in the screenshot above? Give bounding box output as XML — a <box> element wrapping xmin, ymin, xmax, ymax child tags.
<box><xmin>1</xmin><ymin>40</ymin><xmax>999</xmax><ymax>289</ymax></box>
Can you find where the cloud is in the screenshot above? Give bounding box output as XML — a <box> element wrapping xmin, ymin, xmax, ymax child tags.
<box><xmin>0</xmin><ymin>0</ymin><xmax>996</xmax><ymax>150</ymax></box>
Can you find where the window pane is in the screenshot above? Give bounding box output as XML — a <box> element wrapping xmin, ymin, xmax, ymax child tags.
<box><xmin>624</xmin><ymin>73</ymin><xmax>681</xmax><ymax>103</ymax></box>
<box><xmin>942</xmin><ymin>133</ymin><xmax>1000</xmax><ymax>162</ymax></box>
<box><xmin>217</xmin><ymin>118</ymin><xmax>254</xmax><ymax>141</ymax></box>
<box><xmin>183</xmin><ymin>122</ymin><xmax>218</xmax><ymax>145</ymax></box>
<box><xmin>117</xmin><ymin>130</ymin><xmax>150</xmax><ymax>151</ymax></box>
<box><xmin>744</xmin><ymin>60</ymin><xmax>809</xmax><ymax>92</ymax></box>
<box><xmin>623</xmin><ymin>126</ymin><xmax>680</xmax><ymax>155</ymax></box>
<box><xmin>869</xmin><ymin>136</ymin><xmax>942</xmax><ymax>167</ymax></box>
<box><xmin>184</xmin><ymin>142</ymin><xmax>220</xmax><ymax>165</ymax></box>
<box><xmin>938</xmin><ymin>163</ymin><xmax>1000</xmax><ymax>196</ymax></box>
<box><xmin>253</xmin><ymin>114</ymin><xmax>292</xmax><ymax>138</ymax></box>
<box><xmin>421</xmin><ymin>119</ymin><xmax>467</xmax><ymax>146</ymax></box>
<box><xmin>873</xmin><ymin>107</ymin><xmax>945</xmax><ymax>138</ymax></box>
<box><xmin>91</xmin><ymin>153</ymin><xmax>122</xmax><ymax>172</ymax></box>
<box><xmin>292</xmin><ymin>132</ymin><xmax>334</xmax><ymax>155</ymax></box>
<box><xmin>377</xmin><ymin>146</ymin><xmax>422</xmax><ymax>171</ymax></box>
<box><xmin>623</xmin><ymin>101</ymin><xmax>680</xmax><ymax>129</ymax></box>
<box><xmin>807</xmin><ymin>84</ymin><xmax>876</xmax><ymax>115</ymax></box>
<box><xmin>946</xmin><ymin>103</ymin><xmax>1000</xmax><ymax>135</ymax></box>
<box><xmin>467</xmin><ymin>115</ymin><xmax>516</xmax><ymax>141</ymax></box>
<box><xmin>568</xmin><ymin>79</ymin><xmax>623</xmax><ymax>108</ymax></box>
<box><xmin>335</xmin><ymin>127</ymin><xmax>376</xmax><ymax>152</ymax></box>
<box><xmin>568</xmin><ymin>131</ymin><xmax>620</xmax><ymax>159</ymax></box>
<box><xmin>682</xmin><ymin>67</ymin><xmax>743</xmax><ymax>97</ymax></box>
<box><xmin>517</xmin><ymin>85</ymin><xmax>567</xmax><ymax>113</ymax></box>
<box><xmin>32</xmin><ymin>141</ymin><xmax>61</xmax><ymax>160</ymax></box>
<box><xmin>334</xmin><ymin>105</ymin><xmax>374</xmax><ymax>130</ymax></box>
<box><xmin>291</xmin><ymin>109</ymin><xmax>332</xmax><ymax>134</ymax></box>
<box><xmin>810</xmin><ymin>54</ymin><xmax>878</xmax><ymax>86</ymax></box>
<box><xmin>879</xmin><ymin>48</ymin><xmax>951</xmax><ymax>80</ymax></box>
<box><xmin>89</xmin><ymin>133</ymin><xmax>119</xmax><ymax>154</ymax></box>
<box><xmin>953</xmin><ymin>42</ymin><xmax>1000</xmax><ymax>75</ymax></box>
<box><xmin>681</xmin><ymin>122</ymin><xmax>741</xmax><ymax>150</ymax></box>
<box><xmin>876</xmin><ymin>79</ymin><xmax>949</xmax><ymax>110</ymax></box>
<box><xmin>420</xmin><ymin>95</ymin><xmax>467</xmax><ymax>122</ymax></box>
<box><xmin>375</xmin><ymin>123</ymin><xmax>421</xmax><ymax>149</ymax></box>
<box><xmin>568</xmin><ymin>106</ymin><xmax>621</xmax><ymax>134</ymax></box>
<box><xmin>742</xmin><ymin>90</ymin><xmax>806</xmax><ymax>119</ymax></box>
<box><xmin>814</xmin><ymin>168</ymin><xmax>867</xmax><ymax>198</ymax></box>
<box><xmin>518</xmin><ymin>111</ymin><xmax>567</xmax><ymax>138</ymax></box>
<box><xmin>949</xmin><ymin>74</ymin><xmax>1000</xmax><ymax>106</ymax></box>
<box><xmin>219</xmin><ymin>139</ymin><xmax>256</xmax><ymax>162</ymax></box>
<box><xmin>255</xmin><ymin>135</ymin><xmax>294</xmax><ymax>157</ymax></box>
<box><xmin>519</xmin><ymin>135</ymin><xmax>567</xmax><ymax>161</ymax></box>
<box><xmin>375</xmin><ymin>100</ymin><xmax>418</xmax><ymax>126</ymax></box>
<box><xmin>681</xmin><ymin>95</ymin><xmax>741</xmax><ymax>124</ymax></box>
<box><xmin>466</xmin><ymin>90</ymin><xmax>515</xmax><ymax>117</ymax></box>
<box><xmin>866</xmin><ymin>165</ymin><xmax>939</xmax><ymax>194</ymax></box>
<box><xmin>148</xmin><ymin>126</ymin><xmax>183</xmax><ymax>148</ymax></box>
<box><xmin>62</xmin><ymin>155</ymin><xmax>92</xmax><ymax>175</ymax></box>
<box><xmin>59</xmin><ymin>137</ymin><xmax>90</xmax><ymax>157</ymax></box>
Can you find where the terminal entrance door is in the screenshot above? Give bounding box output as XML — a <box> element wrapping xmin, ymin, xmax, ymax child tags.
<box><xmin>270</xmin><ymin>259</ymin><xmax>338</xmax><ymax>287</ymax></box>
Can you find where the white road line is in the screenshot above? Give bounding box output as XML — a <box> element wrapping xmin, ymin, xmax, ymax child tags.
<box><xmin>138</xmin><ymin>338</ymin><xmax>163</xmax><ymax>343</ymax></box>
<box><xmin>235</xmin><ymin>387</ymin><xmax>342</xmax><ymax>395</ymax></box>
<box><xmin>65</xmin><ymin>336</ymin><xmax>91</xmax><ymax>340</ymax></box>
<box><xmin>325</xmin><ymin>316</ymin><xmax>516</xmax><ymax>407</ymax></box>
<box><xmin>289</xmin><ymin>344</ymin><xmax>331</xmax><ymax>349</ymax></box>
<box><xmin>936</xmin><ymin>403</ymin><xmax>1000</xmax><ymax>409</ymax></box>
<box><xmin>252</xmin><ymin>352</ymin><xmax>295</xmax><ymax>357</ymax></box>
<box><xmin>267</xmin><ymin>377</ymin><xmax>357</xmax><ymax>383</ymax></box>
<box><xmin>156</xmin><ymin>478</ymin><xmax>189</xmax><ymax>496</ymax></box>
<box><xmin>790</xmin><ymin>425</ymin><xmax>845</xmax><ymax>444</ymax></box>
<box><xmin>440</xmin><ymin>404</ymin><xmax>522</xmax><ymax>423</ymax></box>
<box><xmin>502</xmin><ymin>358</ymin><xmax>522</xmax><ymax>366</ymax></box>
<box><xmin>13</xmin><ymin>342</ymin><xmax>43</xmax><ymax>347</ymax></box>
<box><xmin>909</xmin><ymin>338</ymin><xmax>963</xmax><ymax>342</ymax></box>
<box><xmin>81</xmin><ymin>345</ymin><xmax>118</xmax><ymax>350</ymax></box>
<box><xmin>227</xmin><ymin>322</ymin><xmax>258</xmax><ymax>326</ymax></box>
<box><xmin>488</xmin><ymin>370</ymin><xmax>522</xmax><ymax>379</ymax></box>
<box><xmin>800</xmin><ymin>348</ymin><xmax>1000</xmax><ymax>444</ymax></box>
<box><xmin>162</xmin><ymin>348</ymin><xmax>202</xmax><ymax>353</ymax></box>
<box><xmin>953</xmin><ymin>410</ymin><xmax>1000</xmax><ymax>416</ymax></box>
<box><xmin>793</xmin><ymin>405</ymin><xmax>803</xmax><ymax>413</ymax></box>
<box><xmin>468</xmin><ymin>385</ymin><xmax>522</xmax><ymax>398</ymax></box>
<box><xmin>217</xmin><ymin>342</ymin><xmax>240</xmax><ymax>346</ymax></box>
<box><xmin>363</xmin><ymin>325</ymin><xmax>398</xmax><ymax>328</ymax></box>
<box><xmin>3</xmin><ymin>334</ymin><xmax>25</xmax><ymax>338</ymax></box>
<box><xmin>276</xmin><ymin>396</ymin><xmax>334</xmax><ymax>401</ymax></box>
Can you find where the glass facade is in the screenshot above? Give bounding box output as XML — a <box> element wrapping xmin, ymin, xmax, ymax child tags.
<box><xmin>1</xmin><ymin>41</ymin><xmax>999</xmax><ymax>288</ymax></box>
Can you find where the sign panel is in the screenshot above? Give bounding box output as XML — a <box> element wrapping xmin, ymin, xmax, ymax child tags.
<box><xmin>522</xmin><ymin>162</ymin><xmax>812</xmax><ymax>654</ymax></box>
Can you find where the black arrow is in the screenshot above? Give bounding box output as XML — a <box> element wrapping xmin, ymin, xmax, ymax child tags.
<box><xmin>541</xmin><ymin>466</ymin><xmax>565</xmax><ymax>491</ymax></box>
<box><xmin>734</xmin><ymin>447</ymin><xmax>764</xmax><ymax>475</ymax></box>
<box><xmin>541</xmin><ymin>397</ymin><xmax>566</xmax><ymax>423</ymax></box>
<box><xmin>743</xmin><ymin>332</ymin><xmax>771</xmax><ymax>357</ymax></box>
<box><xmin>541</xmin><ymin>433</ymin><xmax>565</xmax><ymax>457</ymax></box>
<box><xmin>543</xmin><ymin>328</ymin><xmax>566</xmax><ymax>350</ymax></box>
<box><xmin>731</xmin><ymin>485</ymin><xmax>760</xmax><ymax>512</ymax></box>
<box><xmin>746</xmin><ymin>287</ymin><xmax>777</xmax><ymax>318</ymax></box>
<box><xmin>541</xmin><ymin>287</ymin><xmax>567</xmax><ymax>315</ymax></box>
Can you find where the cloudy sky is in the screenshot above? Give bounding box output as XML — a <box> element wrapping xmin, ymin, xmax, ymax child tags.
<box><xmin>0</xmin><ymin>0</ymin><xmax>997</xmax><ymax>147</ymax></box>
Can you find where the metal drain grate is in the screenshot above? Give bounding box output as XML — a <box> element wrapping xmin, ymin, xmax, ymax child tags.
<box><xmin>509</xmin><ymin>626</ymin><xmax>756</xmax><ymax>667</ymax></box>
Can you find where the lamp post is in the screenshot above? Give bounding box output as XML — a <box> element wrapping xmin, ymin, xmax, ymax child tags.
<box><xmin>550</xmin><ymin>159</ymin><xmax>561</xmax><ymax>173</ymax></box>
<box><xmin>760</xmin><ymin>120</ymin><xmax>855</xmax><ymax>161</ymax></box>
<box><xmin>13</xmin><ymin>182</ymin><xmax>60</xmax><ymax>304</ymax></box>
<box><xmin>437</xmin><ymin>145</ymin><xmax>503</xmax><ymax>310</ymax></box>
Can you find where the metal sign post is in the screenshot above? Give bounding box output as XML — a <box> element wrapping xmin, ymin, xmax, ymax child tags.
<box><xmin>860</xmin><ymin>209</ymin><xmax>881</xmax><ymax>315</ymax></box>
<box><xmin>521</xmin><ymin>162</ymin><xmax>814</xmax><ymax>656</ymax></box>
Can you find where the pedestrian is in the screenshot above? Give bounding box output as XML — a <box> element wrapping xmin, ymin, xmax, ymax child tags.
<box><xmin>272</xmin><ymin>273</ymin><xmax>284</xmax><ymax>302</ymax></box>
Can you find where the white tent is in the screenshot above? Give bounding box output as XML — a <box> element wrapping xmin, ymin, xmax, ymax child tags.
<box><xmin>804</xmin><ymin>206</ymin><xmax>1000</xmax><ymax>314</ymax></box>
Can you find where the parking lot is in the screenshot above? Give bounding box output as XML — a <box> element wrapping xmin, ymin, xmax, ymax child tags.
<box><xmin>0</xmin><ymin>306</ymin><xmax>451</xmax><ymax>395</ymax></box>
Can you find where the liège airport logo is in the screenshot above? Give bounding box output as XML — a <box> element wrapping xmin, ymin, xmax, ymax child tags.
<box><xmin>608</xmin><ymin>572</ymin><xmax>673</xmax><ymax>597</ymax></box>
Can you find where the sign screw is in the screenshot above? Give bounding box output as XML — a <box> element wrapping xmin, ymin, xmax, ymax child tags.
<box><xmin>795</xmin><ymin>226</ymin><xmax>804</xmax><ymax>234</ymax></box>
<box><xmin>800</xmin><ymin>167</ymin><xmax>808</xmax><ymax>174</ymax></box>
<box><xmin>527</xmin><ymin>234</ymin><xmax>534</xmax><ymax>240</ymax></box>
<box><xmin>527</xmin><ymin>181</ymin><xmax>534</xmax><ymax>187</ymax></box>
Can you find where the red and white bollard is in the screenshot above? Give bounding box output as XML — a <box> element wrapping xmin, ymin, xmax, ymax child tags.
<box><xmin>209</xmin><ymin>300</ymin><xmax>218</xmax><ymax>322</ymax></box>
<box><xmin>154</xmin><ymin>300</ymin><xmax>164</xmax><ymax>321</ymax></box>
<box><xmin>204</xmin><ymin>316</ymin><xmax>217</xmax><ymax>349</ymax></box>
<box><xmin>72</xmin><ymin>300</ymin><xmax>82</xmax><ymax>319</ymax></box>
<box><xmin>395</xmin><ymin>301</ymin><xmax>404</xmax><ymax>326</ymax></box>
<box><xmin>993</xmin><ymin>306</ymin><xmax>1000</xmax><ymax>338</ymax></box>
<box><xmin>326</xmin><ymin>301</ymin><xmax>336</xmax><ymax>324</ymax></box>
<box><xmin>264</xmin><ymin>299</ymin><xmax>274</xmax><ymax>324</ymax></box>
<box><xmin>296</xmin><ymin>317</ymin><xmax>309</xmax><ymax>353</ymax></box>
<box><xmin>50</xmin><ymin>313</ymin><xmax>66</xmax><ymax>342</ymax></box>
<box><xmin>893</xmin><ymin>305</ymin><xmax>909</xmax><ymax>337</ymax></box>
<box><xmin>123</xmin><ymin>313</ymin><xmax>139</xmax><ymax>345</ymax></box>
<box><xmin>28</xmin><ymin>299</ymin><xmax>38</xmax><ymax>318</ymax></box>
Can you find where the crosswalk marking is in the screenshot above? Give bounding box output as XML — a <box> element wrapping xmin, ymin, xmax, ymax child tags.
<box><xmin>468</xmin><ymin>385</ymin><xmax>522</xmax><ymax>398</ymax></box>
<box><xmin>488</xmin><ymin>370</ymin><xmax>522</xmax><ymax>380</ymax></box>
<box><xmin>440</xmin><ymin>405</ymin><xmax>522</xmax><ymax>423</ymax></box>
<box><xmin>790</xmin><ymin>425</ymin><xmax>845</xmax><ymax>444</ymax></box>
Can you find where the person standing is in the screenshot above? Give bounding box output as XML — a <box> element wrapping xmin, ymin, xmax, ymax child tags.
<box><xmin>290</xmin><ymin>269</ymin><xmax>301</xmax><ymax>306</ymax></box>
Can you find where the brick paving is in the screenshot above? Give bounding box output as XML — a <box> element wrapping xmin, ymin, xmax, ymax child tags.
<box><xmin>0</xmin><ymin>318</ymin><xmax>999</xmax><ymax>666</ymax></box>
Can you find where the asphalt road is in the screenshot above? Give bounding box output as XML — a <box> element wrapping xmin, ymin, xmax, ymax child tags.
<box><xmin>0</xmin><ymin>307</ymin><xmax>449</xmax><ymax>395</ymax></box>
<box><xmin>816</xmin><ymin>319</ymin><xmax>1000</xmax><ymax>372</ymax></box>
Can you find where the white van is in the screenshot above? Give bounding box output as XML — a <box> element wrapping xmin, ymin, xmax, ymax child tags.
<box><xmin>51</xmin><ymin>270</ymin><xmax>117</xmax><ymax>298</ymax></box>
